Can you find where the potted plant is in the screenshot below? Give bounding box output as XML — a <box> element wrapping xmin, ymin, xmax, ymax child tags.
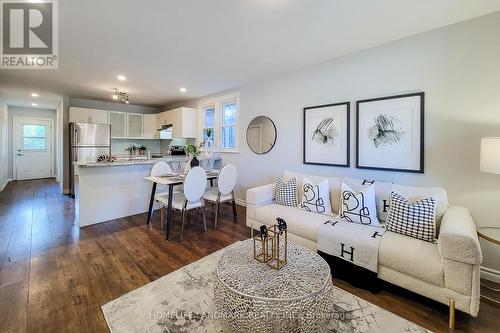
<box><xmin>125</xmin><ymin>145</ymin><xmax>138</xmax><ymax>155</ymax></box>
<box><xmin>186</xmin><ymin>143</ymin><xmax>202</xmax><ymax>167</ymax></box>
<box><xmin>138</xmin><ymin>145</ymin><xmax>147</xmax><ymax>155</ymax></box>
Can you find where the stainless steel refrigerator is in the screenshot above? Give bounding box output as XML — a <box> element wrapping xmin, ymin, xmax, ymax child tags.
<box><xmin>70</xmin><ymin>122</ymin><xmax>111</xmax><ymax>196</ymax></box>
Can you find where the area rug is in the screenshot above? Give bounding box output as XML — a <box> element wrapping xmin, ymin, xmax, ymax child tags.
<box><xmin>102</xmin><ymin>242</ymin><xmax>430</xmax><ymax>333</ymax></box>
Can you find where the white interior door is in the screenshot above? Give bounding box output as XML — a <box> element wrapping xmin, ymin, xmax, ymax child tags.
<box><xmin>14</xmin><ymin>117</ymin><xmax>53</xmax><ymax>180</ymax></box>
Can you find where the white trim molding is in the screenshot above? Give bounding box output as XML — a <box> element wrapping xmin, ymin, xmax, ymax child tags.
<box><xmin>234</xmin><ymin>198</ymin><xmax>246</xmax><ymax>207</ymax></box>
<box><xmin>481</xmin><ymin>266</ymin><xmax>500</xmax><ymax>284</ymax></box>
<box><xmin>0</xmin><ymin>178</ymin><xmax>12</xmax><ymax>192</ymax></box>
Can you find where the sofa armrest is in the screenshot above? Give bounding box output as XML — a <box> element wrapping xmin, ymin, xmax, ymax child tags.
<box><xmin>438</xmin><ymin>205</ymin><xmax>482</xmax><ymax>265</ymax></box>
<box><xmin>246</xmin><ymin>184</ymin><xmax>275</xmax><ymax>224</ymax></box>
<box><xmin>246</xmin><ymin>183</ymin><xmax>275</xmax><ymax>205</ymax></box>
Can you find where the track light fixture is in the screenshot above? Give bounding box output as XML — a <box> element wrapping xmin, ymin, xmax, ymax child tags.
<box><xmin>112</xmin><ymin>88</ymin><xmax>130</xmax><ymax>104</ymax></box>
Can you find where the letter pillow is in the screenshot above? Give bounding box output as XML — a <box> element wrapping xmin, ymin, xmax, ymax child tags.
<box><xmin>300</xmin><ymin>177</ymin><xmax>332</xmax><ymax>215</ymax></box>
<box><xmin>339</xmin><ymin>182</ymin><xmax>381</xmax><ymax>226</ymax></box>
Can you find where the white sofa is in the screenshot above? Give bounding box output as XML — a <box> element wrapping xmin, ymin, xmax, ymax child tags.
<box><xmin>246</xmin><ymin>171</ymin><xmax>483</xmax><ymax>321</ymax></box>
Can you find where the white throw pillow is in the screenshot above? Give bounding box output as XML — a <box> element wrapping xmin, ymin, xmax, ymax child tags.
<box><xmin>300</xmin><ymin>177</ymin><xmax>332</xmax><ymax>215</ymax></box>
<box><xmin>339</xmin><ymin>182</ymin><xmax>381</xmax><ymax>226</ymax></box>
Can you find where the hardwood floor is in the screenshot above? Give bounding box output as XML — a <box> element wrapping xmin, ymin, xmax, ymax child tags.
<box><xmin>0</xmin><ymin>179</ymin><xmax>498</xmax><ymax>333</ymax></box>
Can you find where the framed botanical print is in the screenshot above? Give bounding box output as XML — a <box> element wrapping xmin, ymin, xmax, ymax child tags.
<box><xmin>303</xmin><ymin>102</ymin><xmax>350</xmax><ymax>167</ymax></box>
<box><xmin>356</xmin><ymin>92</ymin><xmax>424</xmax><ymax>173</ymax></box>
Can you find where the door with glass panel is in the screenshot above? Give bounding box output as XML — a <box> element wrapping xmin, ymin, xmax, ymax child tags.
<box><xmin>14</xmin><ymin>117</ymin><xmax>53</xmax><ymax>180</ymax></box>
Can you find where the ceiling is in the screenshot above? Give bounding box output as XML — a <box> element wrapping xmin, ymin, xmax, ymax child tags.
<box><xmin>1</xmin><ymin>0</ymin><xmax>500</xmax><ymax>108</ymax></box>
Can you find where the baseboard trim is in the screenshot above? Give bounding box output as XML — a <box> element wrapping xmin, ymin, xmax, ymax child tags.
<box><xmin>235</xmin><ymin>198</ymin><xmax>246</xmax><ymax>207</ymax></box>
<box><xmin>0</xmin><ymin>178</ymin><xmax>12</xmax><ymax>192</ymax></box>
<box><xmin>481</xmin><ymin>266</ymin><xmax>500</xmax><ymax>283</ymax></box>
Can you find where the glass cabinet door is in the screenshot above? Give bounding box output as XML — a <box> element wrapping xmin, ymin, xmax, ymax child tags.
<box><xmin>127</xmin><ymin>113</ymin><xmax>143</xmax><ymax>139</ymax></box>
<box><xmin>109</xmin><ymin>111</ymin><xmax>126</xmax><ymax>138</ymax></box>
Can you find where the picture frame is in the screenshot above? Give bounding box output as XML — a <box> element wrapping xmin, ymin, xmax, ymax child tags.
<box><xmin>356</xmin><ymin>92</ymin><xmax>424</xmax><ymax>173</ymax></box>
<box><xmin>303</xmin><ymin>102</ymin><xmax>350</xmax><ymax>167</ymax></box>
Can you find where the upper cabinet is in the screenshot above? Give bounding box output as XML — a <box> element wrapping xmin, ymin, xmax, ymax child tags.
<box><xmin>143</xmin><ymin>114</ymin><xmax>158</xmax><ymax>139</ymax></box>
<box><xmin>156</xmin><ymin>107</ymin><xmax>197</xmax><ymax>138</ymax></box>
<box><xmin>127</xmin><ymin>113</ymin><xmax>143</xmax><ymax>139</ymax></box>
<box><xmin>108</xmin><ymin>111</ymin><xmax>127</xmax><ymax>139</ymax></box>
<box><xmin>89</xmin><ymin>109</ymin><xmax>108</xmax><ymax>124</ymax></box>
<box><xmin>69</xmin><ymin>107</ymin><xmax>108</xmax><ymax>124</ymax></box>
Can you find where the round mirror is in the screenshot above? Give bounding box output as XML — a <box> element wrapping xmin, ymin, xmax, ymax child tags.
<box><xmin>246</xmin><ymin>116</ymin><xmax>277</xmax><ymax>154</ymax></box>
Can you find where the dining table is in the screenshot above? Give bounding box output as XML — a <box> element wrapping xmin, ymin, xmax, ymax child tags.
<box><xmin>144</xmin><ymin>171</ymin><xmax>219</xmax><ymax>240</ymax></box>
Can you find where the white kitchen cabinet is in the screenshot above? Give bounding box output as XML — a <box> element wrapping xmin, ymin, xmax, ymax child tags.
<box><xmin>69</xmin><ymin>107</ymin><xmax>91</xmax><ymax>123</ymax></box>
<box><xmin>143</xmin><ymin>114</ymin><xmax>158</xmax><ymax>139</ymax></box>
<box><xmin>108</xmin><ymin>111</ymin><xmax>127</xmax><ymax>139</ymax></box>
<box><xmin>69</xmin><ymin>107</ymin><xmax>109</xmax><ymax>124</ymax></box>
<box><xmin>127</xmin><ymin>113</ymin><xmax>144</xmax><ymax>139</ymax></box>
<box><xmin>89</xmin><ymin>109</ymin><xmax>108</xmax><ymax>124</ymax></box>
<box><xmin>156</xmin><ymin>107</ymin><xmax>197</xmax><ymax>138</ymax></box>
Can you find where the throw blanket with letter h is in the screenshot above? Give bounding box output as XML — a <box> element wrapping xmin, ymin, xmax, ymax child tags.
<box><xmin>317</xmin><ymin>220</ymin><xmax>385</xmax><ymax>273</ymax></box>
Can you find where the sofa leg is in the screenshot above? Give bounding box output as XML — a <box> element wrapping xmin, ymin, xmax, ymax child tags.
<box><xmin>449</xmin><ymin>298</ymin><xmax>455</xmax><ymax>330</ymax></box>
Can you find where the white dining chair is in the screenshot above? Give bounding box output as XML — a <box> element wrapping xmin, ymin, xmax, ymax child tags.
<box><xmin>157</xmin><ymin>166</ymin><xmax>207</xmax><ymax>240</ymax></box>
<box><xmin>150</xmin><ymin>161</ymin><xmax>173</xmax><ymax>224</ymax></box>
<box><xmin>203</xmin><ymin>163</ymin><xmax>237</xmax><ymax>228</ymax></box>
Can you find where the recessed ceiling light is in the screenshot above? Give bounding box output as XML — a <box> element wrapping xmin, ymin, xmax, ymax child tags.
<box><xmin>180</xmin><ymin>87</ymin><xmax>187</xmax><ymax>93</ymax></box>
<box><xmin>117</xmin><ymin>75</ymin><xmax>126</xmax><ymax>81</ymax></box>
<box><xmin>32</xmin><ymin>103</ymin><xmax>38</xmax><ymax>106</ymax></box>
<box><xmin>112</xmin><ymin>94</ymin><xmax>118</xmax><ymax>100</ymax></box>
<box><xmin>31</xmin><ymin>93</ymin><xmax>39</xmax><ymax>97</ymax></box>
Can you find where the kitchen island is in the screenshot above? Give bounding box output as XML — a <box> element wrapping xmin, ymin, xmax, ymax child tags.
<box><xmin>74</xmin><ymin>157</ymin><xmax>222</xmax><ymax>227</ymax></box>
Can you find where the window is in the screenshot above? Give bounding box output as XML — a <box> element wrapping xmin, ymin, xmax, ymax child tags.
<box><xmin>23</xmin><ymin>124</ymin><xmax>47</xmax><ymax>150</ymax></box>
<box><xmin>221</xmin><ymin>100</ymin><xmax>237</xmax><ymax>149</ymax></box>
<box><xmin>203</xmin><ymin>106</ymin><xmax>215</xmax><ymax>142</ymax></box>
<box><xmin>199</xmin><ymin>93</ymin><xmax>239</xmax><ymax>152</ymax></box>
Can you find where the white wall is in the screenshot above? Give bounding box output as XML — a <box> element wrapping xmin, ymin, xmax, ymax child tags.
<box><xmin>8</xmin><ymin>106</ymin><xmax>57</xmax><ymax>179</ymax></box>
<box><xmin>0</xmin><ymin>97</ymin><xmax>8</xmax><ymax>190</ymax></box>
<box><xmin>193</xmin><ymin>13</ymin><xmax>500</xmax><ymax>273</ymax></box>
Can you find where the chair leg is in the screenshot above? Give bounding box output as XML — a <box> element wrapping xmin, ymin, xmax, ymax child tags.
<box><xmin>180</xmin><ymin>209</ymin><xmax>186</xmax><ymax>241</ymax></box>
<box><xmin>160</xmin><ymin>206</ymin><xmax>165</xmax><ymax>229</ymax></box>
<box><xmin>201</xmin><ymin>206</ymin><xmax>207</xmax><ymax>232</ymax></box>
<box><xmin>449</xmin><ymin>298</ymin><xmax>455</xmax><ymax>330</ymax></box>
<box><xmin>231</xmin><ymin>199</ymin><xmax>237</xmax><ymax>224</ymax></box>
<box><xmin>215</xmin><ymin>202</ymin><xmax>220</xmax><ymax>229</ymax></box>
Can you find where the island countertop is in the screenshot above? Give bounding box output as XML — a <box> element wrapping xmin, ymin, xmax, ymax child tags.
<box><xmin>74</xmin><ymin>156</ymin><xmax>221</xmax><ymax>168</ymax></box>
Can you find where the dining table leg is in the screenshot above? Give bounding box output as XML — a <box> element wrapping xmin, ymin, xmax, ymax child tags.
<box><xmin>147</xmin><ymin>182</ymin><xmax>157</xmax><ymax>226</ymax></box>
<box><xmin>165</xmin><ymin>184</ymin><xmax>174</xmax><ymax>240</ymax></box>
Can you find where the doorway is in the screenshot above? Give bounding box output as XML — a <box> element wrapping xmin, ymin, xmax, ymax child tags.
<box><xmin>13</xmin><ymin>117</ymin><xmax>54</xmax><ymax>180</ymax></box>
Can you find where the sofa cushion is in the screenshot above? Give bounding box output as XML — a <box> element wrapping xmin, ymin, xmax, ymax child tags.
<box><xmin>392</xmin><ymin>184</ymin><xmax>448</xmax><ymax>234</ymax></box>
<box><xmin>386</xmin><ymin>191</ymin><xmax>437</xmax><ymax>243</ymax></box>
<box><xmin>343</xmin><ymin>177</ymin><xmax>393</xmax><ymax>222</ymax></box>
<box><xmin>379</xmin><ymin>231</ymin><xmax>444</xmax><ymax>287</ymax></box>
<box><xmin>274</xmin><ymin>176</ymin><xmax>298</xmax><ymax>207</ymax></box>
<box><xmin>284</xmin><ymin>171</ymin><xmax>342</xmax><ymax>214</ymax></box>
<box><xmin>339</xmin><ymin>182</ymin><xmax>380</xmax><ymax>226</ymax></box>
<box><xmin>255</xmin><ymin>204</ymin><xmax>332</xmax><ymax>242</ymax></box>
<box><xmin>300</xmin><ymin>177</ymin><xmax>332</xmax><ymax>215</ymax></box>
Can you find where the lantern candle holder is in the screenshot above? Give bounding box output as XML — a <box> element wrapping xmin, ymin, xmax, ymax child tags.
<box><xmin>253</xmin><ymin>225</ymin><xmax>274</xmax><ymax>263</ymax></box>
<box><xmin>252</xmin><ymin>218</ymin><xmax>288</xmax><ymax>270</ymax></box>
<box><xmin>266</xmin><ymin>218</ymin><xmax>288</xmax><ymax>270</ymax></box>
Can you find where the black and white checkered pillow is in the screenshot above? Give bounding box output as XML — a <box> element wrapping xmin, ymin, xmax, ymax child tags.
<box><xmin>274</xmin><ymin>177</ymin><xmax>298</xmax><ymax>207</ymax></box>
<box><xmin>386</xmin><ymin>191</ymin><xmax>437</xmax><ymax>243</ymax></box>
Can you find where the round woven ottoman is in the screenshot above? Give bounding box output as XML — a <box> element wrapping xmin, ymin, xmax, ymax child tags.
<box><xmin>214</xmin><ymin>239</ymin><xmax>334</xmax><ymax>332</ymax></box>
